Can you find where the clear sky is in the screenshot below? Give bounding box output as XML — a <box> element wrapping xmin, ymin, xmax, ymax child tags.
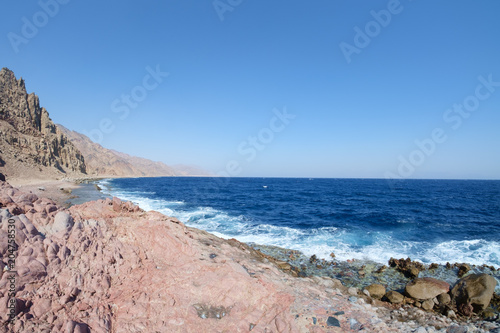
<box><xmin>1</xmin><ymin>1</ymin><xmax>499</xmax><ymax>179</ymax></box>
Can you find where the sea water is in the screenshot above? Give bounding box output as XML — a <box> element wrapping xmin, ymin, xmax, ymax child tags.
<box><xmin>98</xmin><ymin>177</ymin><xmax>500</xmax><ymax>268</ymax></box>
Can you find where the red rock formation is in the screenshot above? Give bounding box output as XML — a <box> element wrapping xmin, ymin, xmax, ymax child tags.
<box><xmin>0</xmin><ymin>180</ymin><xmax>444</xmax><ymax>332</ymax></box>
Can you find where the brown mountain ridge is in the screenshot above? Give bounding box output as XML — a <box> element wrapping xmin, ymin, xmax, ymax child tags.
<box><xmin>0</xmin><ymin>68</ymin><xmax>209</xmax><ymax>181</ymax></box>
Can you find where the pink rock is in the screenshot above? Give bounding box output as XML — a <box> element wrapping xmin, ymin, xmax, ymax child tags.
<box><xmin>32</xmin><ymin>298</ymin><xmax>52</xmax><ymax>318</ymax></box>
<box><xmin>0</xmin><ymin>181</ymin><xmax>423</xmax><ymax>332</ymax></box>
<box><xmin>17</xmin><ymin>193</ymin><xmax>38</xmax><ymax>203</ymax></box>
<box><xmin>0</xmin><ymin>195</ymin><xmax>13</xmax><ymax>205</ymax></box>
<box><xmin>45</xmin><ymin>205</ymin><xmax>58</xmax><ymax>214</ymax></box>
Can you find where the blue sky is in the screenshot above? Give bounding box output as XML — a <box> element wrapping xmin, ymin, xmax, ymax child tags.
<box><xmin>1</xmin><ymin>0</ymin><xmax>499</xmax><ymax>179</ymax></box>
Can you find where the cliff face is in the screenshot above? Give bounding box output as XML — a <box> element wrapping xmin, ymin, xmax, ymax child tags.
<box><xmin>0</xmin><ymin>68</ymin><xmax>86</xmax><ymax>180</ymax></box>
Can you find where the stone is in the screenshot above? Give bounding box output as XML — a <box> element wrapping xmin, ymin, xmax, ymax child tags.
<box><xmin>446</xmin><ymin>325</ymin><xmax>468</xmax><ymax>333</ymax></box>
<box><xmin>385</xmin><ymin>291</ymin><xmax>404</xmax><ymax>304</ymax></box>
<box><xmin>481</xmin><ymin>308</ymin><xmax>498</xmax><ymax>321</ymax></box>
<box><xmin>457</xmin><ymin>263</ymin><xmax>470</xmax><ymax>278</ymax></box>
<box><xmin>389</xmin><ymin>257</ymin><xmax>424</xmax><ymax>278</ymax></box>
<box><xmin>408</xmin><ymin>267</ymin><xmax>420</xmax><ymax>278</ymax></box>
<box><xmin>437</xmin><ymin>293</ymin><xmax>451</xmax><ymax>305</ymax></box>
<box><xmin>451</xmin><ymin>273</ymin><xmax>497</xmax><ymax>313</ymax></box>
<box><xmin>422</xmin><ymin>299</ymin><xmax>435</xmax><ymax>311</ymax></box>
<box><xmin>326</xmin><ymin>316</ymin><xmax>340</xmax><ymax>327</ymax></box>
<box><xmin>446</xmin><ymin>309</ymin><xmax>457</xmax><ymax>319</ymax></box>
<box><xmin>348</xmin><ymin>287</ymin><xmax>358</xmax><ymax>296</ymax></box>
<box><xmin>364</xmin><ymin>284</ymin><xmax>386</xmax><ymax>300</ymax></box>
<box><xmin>405</xmin><ymin>277</ymin><xmax>450</xmax><ymax>300</ymax></box>
<box><xmin>52</xmin><ymin>211</ymin><xmax>74</xmax><ymax>233</ymax></box>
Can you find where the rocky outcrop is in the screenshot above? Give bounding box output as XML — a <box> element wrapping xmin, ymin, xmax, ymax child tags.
<box><xmin>1</xmin><ymin>181</ymin><xmax>499</xmax><ymax>332</ymax></box>
<box><xmin>389</xmin><ymin>257</ymin><xmax>424</xmax><ymax>279</ymax></box>
<box><xmin>0</xmin><ymin>180</ymin><xmax>413</xmax><ymax>332</ymax></box>
<box><xmin>58</xmin><ymin>125</ymin><xmax>210</xmax><ymax>178</ymax></box>
<box><xmin>0</xmin><ymin>68</ymin><xmax>86</xmax><ymax>180</ymax></box>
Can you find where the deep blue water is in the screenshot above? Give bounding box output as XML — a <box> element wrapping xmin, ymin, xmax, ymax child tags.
<box><xmin>98</xmin><ymin>177</ymin><xmax>500</xmax><ymax>267</ymax></box>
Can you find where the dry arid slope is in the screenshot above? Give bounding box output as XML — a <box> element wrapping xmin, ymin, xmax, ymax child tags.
<box><xmin>58</xmin><ymin>125</ymin><xmax>211</xmax><ymax>177</ymax></box>
<box><xmin>0</xmin><ymin>68</ymin><xmax>86</xmax><ymax>181</ymax></box>
<box><xmin>57</xmin><ymin>125</ymin><xmax>175</xmax><ymax>178</ymax></box>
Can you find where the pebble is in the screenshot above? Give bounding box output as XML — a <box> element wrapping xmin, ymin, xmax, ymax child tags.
<box><xmin>350</xmin><ymin>318</ymin><xmax>362</xmax><ymax>330</ymax></box>
<box><xmin>326</xmin><ymin>316</ymin><xmax>340</xmax><ymax>327</ymax></box>
<box><xmin>446</xmin><ymin>325</ymin><xmax>468</xmax><ymax>333</ymax></box>
<box><xmin>348</xmin><ymin>287</ymin><xmax>358</xmax><ymax>296</ymax></box>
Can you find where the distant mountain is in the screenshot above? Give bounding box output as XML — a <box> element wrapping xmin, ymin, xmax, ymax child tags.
<box><xmin>58</xmin><ymin>125</ymin><xmax>175</xmax><ymax>177</ymax></box>
<box><xmin>58</xmin><ymin>125</ymin><xmax>211</xmax><ymax>178</ymax></box>
<box><xmin>171</xmin><ymin>164</ymin><xmax>213</xmax><ymax>177</ymax></box>
<box><xmin>0</xmin><ymin>68</ymin><xmax>86</xmax><ymax>180</ymax></box>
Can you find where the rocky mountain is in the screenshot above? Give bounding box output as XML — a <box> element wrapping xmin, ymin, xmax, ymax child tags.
<box><xmin>0</xmin><ymin>68</ymin><xmax>86</xmax><ymax>180</ymax></box>
<box><xmin>58</xmin><ymin>125</ymin><xmax>210</xmax><ymax>177</ymax></box>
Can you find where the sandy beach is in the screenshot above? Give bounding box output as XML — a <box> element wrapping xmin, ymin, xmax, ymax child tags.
<box><xmin>7</xmin><ymin>177</ymin><xmax>111</xmax><ymax>208</ymax></box>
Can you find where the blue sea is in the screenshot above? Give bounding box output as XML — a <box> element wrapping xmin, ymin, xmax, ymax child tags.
<box><xmin>98</xmin><ymin>177</ymin><xmax>500</xmax><ymax>268</ymax></box>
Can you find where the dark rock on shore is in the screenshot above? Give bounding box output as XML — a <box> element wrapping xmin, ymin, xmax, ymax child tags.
<box><xmin>389</xmin><ymin>257</ymin><xmax>424</xmax><ymax>278</ymax></box>
<box><xmin>451</xmin><ymin>274</ymin><xmax>497</xmax><ymax>314</ymax></box>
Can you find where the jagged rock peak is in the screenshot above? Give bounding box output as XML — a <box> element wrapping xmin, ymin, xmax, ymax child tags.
<box><xmin>0</xmin><ymin>67</ymin><xmax>87</xmax><ymax>178</ymax></box>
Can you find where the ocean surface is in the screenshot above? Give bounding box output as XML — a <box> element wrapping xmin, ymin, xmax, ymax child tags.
<box><xmin>98</xmin><ymin>177</ymin><xmax>500</xmax><ymax>268</ymax></box>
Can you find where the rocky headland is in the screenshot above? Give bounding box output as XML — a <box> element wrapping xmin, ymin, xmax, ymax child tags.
<box><xmin>0</xmin><ymin>67</ymin><xmax>209</xmax><ymax>185</ymax></box>
<box><xmin>0</xmin><ymin>180</ymin><xmax>499</xmax><ymax>332</ymax></box>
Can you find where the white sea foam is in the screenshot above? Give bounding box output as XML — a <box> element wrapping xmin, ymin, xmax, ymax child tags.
<box><xmin>100</xmin><ymin>183</ymin><xmax>500</xmax><ymax>268</ymax></box>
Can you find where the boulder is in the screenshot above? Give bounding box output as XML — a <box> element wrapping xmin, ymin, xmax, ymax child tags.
<box><xmin>405</xmin><ymin>277</ymin><xmax>450</xmax><ymax>300</ymax></box>
<box><xmin>364</xmin><ymin>284</ymin><xmax>386</xmax><ymax>300</ymax></box>
<box><xmin>451</xmin><ymin>274</ymin><xmax>497</xmax><ymax>313</ymax></box>
<box><xmin>52</xmin><ymin>211</ymin><xmax>74</xmax><ymax>233</ymax></box>
<box><xmin>385</xmin><ymin>291</ymin><xmax>404</xmax><ymax>304</ymax></box>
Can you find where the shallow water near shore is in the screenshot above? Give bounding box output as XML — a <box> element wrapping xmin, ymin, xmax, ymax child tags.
<box><xmin>67</xmin><ymin>182</ymin><xmax>111</xmax><ymax>206</ymax></box>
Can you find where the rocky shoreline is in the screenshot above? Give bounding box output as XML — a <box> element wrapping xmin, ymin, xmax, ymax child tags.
<box><xmin>0</xmin><ymin>179</ymin><xmax>499</xmax><ymax>332</ymax></box>
<box><xmin>251</xmin><ymin>244</ymin><xmax>500</xmax><ymax>322</ymax></box>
